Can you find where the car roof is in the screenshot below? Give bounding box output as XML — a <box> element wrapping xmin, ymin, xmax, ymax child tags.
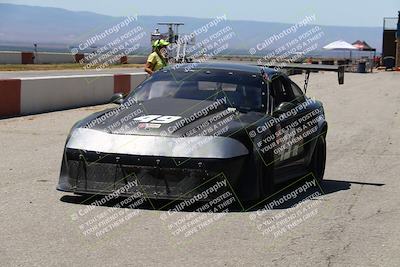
<box><xmin>164</xmin><ymin>62</ymin><xmax>278</xmax><ymax>76</ymax></box>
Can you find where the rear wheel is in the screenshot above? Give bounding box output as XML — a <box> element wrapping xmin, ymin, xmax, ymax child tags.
<box><xmin>309</xmin><ymin>135</ymin><xmax>326</xmax><ymax>182</ymax></box>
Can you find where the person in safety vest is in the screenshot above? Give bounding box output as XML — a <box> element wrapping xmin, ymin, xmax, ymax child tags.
<box><xmin>144</xmin><ymin>39</ymin><xmax>170</xmax><ymax>75</ymax></box>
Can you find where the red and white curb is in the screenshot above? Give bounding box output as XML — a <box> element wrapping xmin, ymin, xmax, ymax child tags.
<box><xmin>0</xmin><ymin>73</ymin><xmax>147</xmax><ymax>117</ymax></box>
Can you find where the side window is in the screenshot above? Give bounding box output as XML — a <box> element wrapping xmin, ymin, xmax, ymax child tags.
<box><xmin>290</xmin><ymin>81</ymin><xmax>304</xmax><ymax>101</ymax></box>
<box><xmin>271</xmin><ymin>76</ymin><xmax>296</xmax><ymax>107</ymax></box>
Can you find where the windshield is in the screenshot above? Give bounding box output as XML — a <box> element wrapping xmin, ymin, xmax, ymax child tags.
<box><xmin>126</xmin><ymin>68</ymin><xmax>265</xmax><ymax>111</ymax></box>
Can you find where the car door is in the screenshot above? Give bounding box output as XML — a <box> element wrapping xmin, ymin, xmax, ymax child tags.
<box><xmin>270</xmin><ymin>75</ymin><xmax>313</xmax><ymax>182</ymax></box>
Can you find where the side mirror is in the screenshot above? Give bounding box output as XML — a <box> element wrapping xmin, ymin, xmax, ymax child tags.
<box><xmin>273</xmin><ymin>102</ymin><xmax>296</xmax><ymax>116</ymax></box>
<box><xmin>110</xmin><ymin>93</ymin><xmax>124</xmax><ymax>105</ymax></box>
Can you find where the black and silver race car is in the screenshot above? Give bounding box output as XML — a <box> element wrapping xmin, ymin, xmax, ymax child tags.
<box><xmin>57</xmin><ymin>62</ymin><xmax>344</xmax><ymax>201</ymax></box>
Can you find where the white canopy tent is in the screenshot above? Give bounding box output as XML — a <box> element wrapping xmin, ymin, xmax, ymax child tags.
<box><xmin>323</xmin><ymin>40</ymin><xmax>358</xmax><ymax>50</ymax></box>
<box><xmin>323</xmin><ymin>40</ymin><xmax>357</xmax><ymax>59</ymax></box>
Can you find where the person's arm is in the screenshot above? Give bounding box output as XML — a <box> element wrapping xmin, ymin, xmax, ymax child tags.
<box><xmin>145</xmin><ymin>62</ymin><xmax>154</xmax><ymax>75</ymax></box>
<box><xmin>145</xmin><ymin>53</ymin><xmax>156</xmax><ymax>75</ymax></box>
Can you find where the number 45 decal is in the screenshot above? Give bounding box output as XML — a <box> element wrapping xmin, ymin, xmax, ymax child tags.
<box><xmin>133</xmin><ymin>115</ymin><xmax>182</xmax><ymax>124</ymax></box>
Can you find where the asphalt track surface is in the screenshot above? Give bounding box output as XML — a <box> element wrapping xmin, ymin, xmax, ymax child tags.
<box><xmin>1</xmin><ymin>71</ymin><xmax>400</xmax><ymax>266</ymax></box>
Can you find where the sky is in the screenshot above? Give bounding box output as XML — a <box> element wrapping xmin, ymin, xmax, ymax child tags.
<box><xmin>0</xmin><ymin>0</ymin><xmax>398</xmax><ymax>27</ymax></box>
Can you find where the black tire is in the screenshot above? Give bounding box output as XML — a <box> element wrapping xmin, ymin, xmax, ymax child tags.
<box><xmin>309</xmin><ymin>135</ymin><xmax>326</xmax><ymax>182</ymax></box>
<box><xmin>256</xmin><ymin>151</ymin><xmax>275</xmax><ymax>197</ymax></box>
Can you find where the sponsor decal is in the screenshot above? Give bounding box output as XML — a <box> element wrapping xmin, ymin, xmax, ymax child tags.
<box><xmin>138</xmin><ymin>123</ymin><xmax>162</xmax><ymax>129</ymax></box>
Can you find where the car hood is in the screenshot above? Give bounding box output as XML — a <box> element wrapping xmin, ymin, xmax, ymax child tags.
<box><xmin>79</xmin><ymin>97</ymin><xmax>265</xmax><ymax>138</ymax></box>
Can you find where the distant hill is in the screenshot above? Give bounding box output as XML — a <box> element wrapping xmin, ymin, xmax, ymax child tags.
<box><xmin>0</xmin><ymin>3</ymin><xmax>382</xmax><ymax>54</ymax></box>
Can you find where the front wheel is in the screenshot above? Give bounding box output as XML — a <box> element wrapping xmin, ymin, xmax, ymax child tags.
<box><xmin>309</xmin><ymin>135</ymin><xmax>326</xmax><ymax>182</ymax></box>
<box><xmin>256</xmin><ymin>151</ymin><xmax>275</xmax><ymax>197</ymax></box>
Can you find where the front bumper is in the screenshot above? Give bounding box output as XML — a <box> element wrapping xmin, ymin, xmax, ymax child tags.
<box><xmin>57</xmin><ymin>148</ymin><xmax>247</xmax><ymax>200</ymax></box>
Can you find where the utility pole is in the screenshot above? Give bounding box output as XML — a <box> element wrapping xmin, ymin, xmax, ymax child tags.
<box><xmin>34</xmin><ymin>43</ymin><xmax>38</xmax><ymax>64</ymax></box>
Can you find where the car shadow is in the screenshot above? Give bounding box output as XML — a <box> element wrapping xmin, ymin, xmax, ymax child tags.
<box><xmin>243</xmin><ymin>178</ymin><xmax>352</xmax><ymax>211</ymax></box>
<box><xmin>59</xmin><ymin>176</ymin><xmax>383</xmax><ymax>213</ymax></box>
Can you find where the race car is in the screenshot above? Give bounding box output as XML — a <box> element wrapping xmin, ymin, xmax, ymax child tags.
<box><xmin>57</xmin><ymin>62</ymin><xmax>343</xmax><ymax>201</ymax></box>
